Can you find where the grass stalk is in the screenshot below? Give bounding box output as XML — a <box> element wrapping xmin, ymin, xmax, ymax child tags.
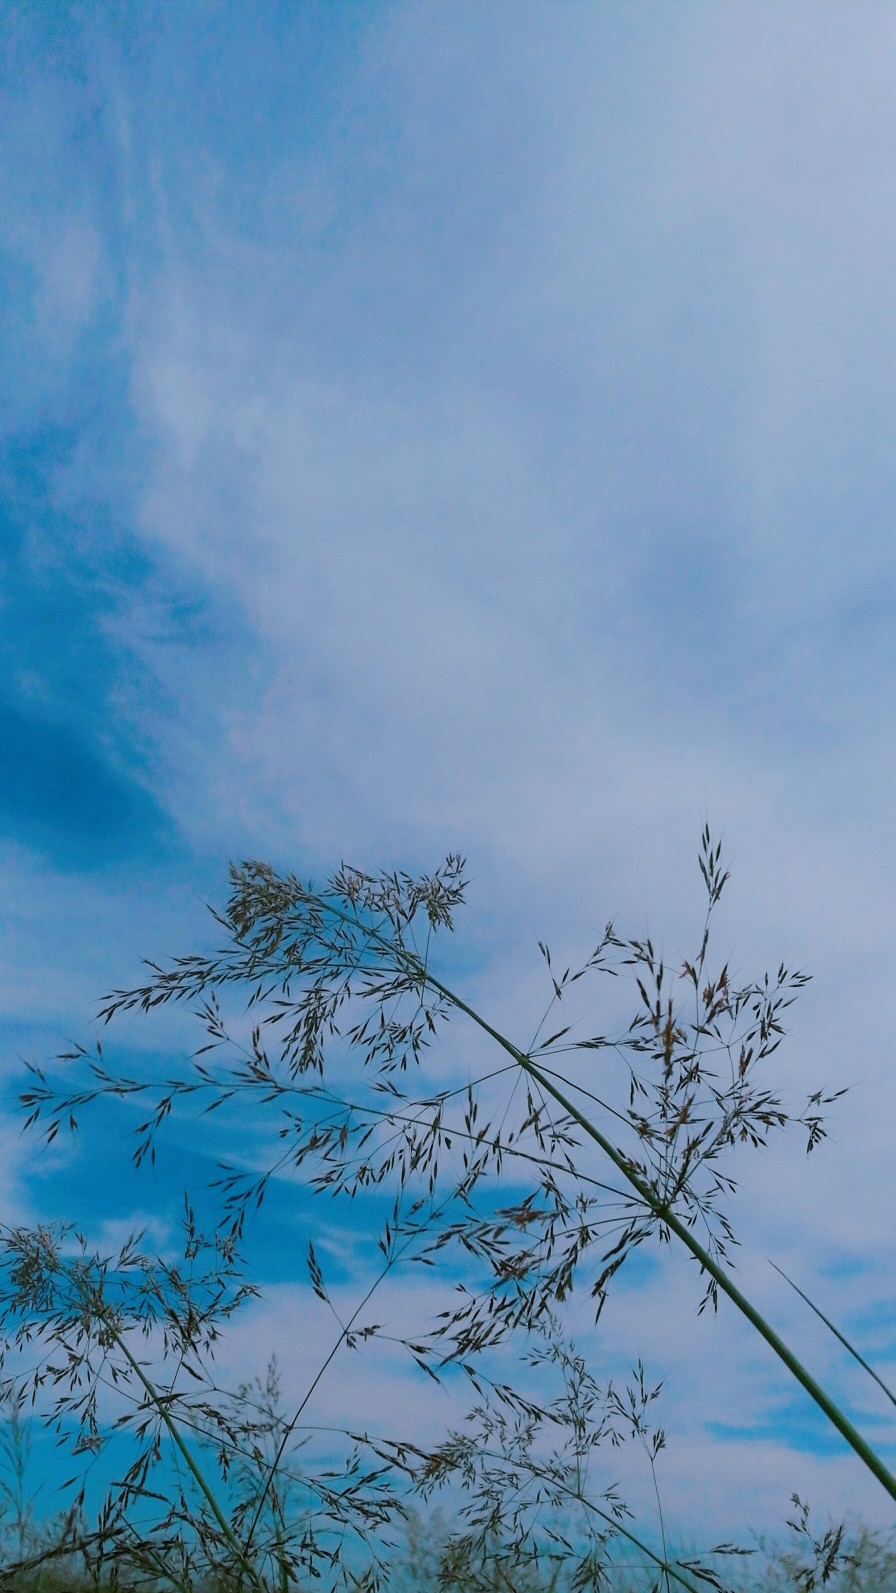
<box><xmin>316</xmin><ymin>896</ymin><xmax>896</xmax><ymax>1510</ymax></box>
<box><xmin>99</xmin><ymin>1313</ymin><xmax>267</xmax><ymax>1593</ymax></box>
<box><xmin>467</xmin><ymin>1442</ymin><xmax>719</xmax><ymax>1593</ymax></box>
<box><xmin>514</xmin><ymin>1051</ymin><xmax>896</xmax><ymax>1509</ymax></box>
<box><xmin>769</xmin><ymin>1260</ymin><xmax>896</xmax><ymax>1410</ymax></box>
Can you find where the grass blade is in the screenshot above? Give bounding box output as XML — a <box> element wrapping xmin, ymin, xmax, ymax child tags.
<box><xmin>770</xmin><ymin>1260</ymin><xmax>896</xmax><ymax>1410</ymax></box>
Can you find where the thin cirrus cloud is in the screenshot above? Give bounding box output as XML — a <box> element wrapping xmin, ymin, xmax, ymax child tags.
<box><xmin>2</xmin><ymin>0</ymin><xmax>896</xmax><ymax>1551</ymax></box>
<box><xmin>116</xmin><ymin>0</ymin><xmax>896</xmax><ymax>869</ymax></box>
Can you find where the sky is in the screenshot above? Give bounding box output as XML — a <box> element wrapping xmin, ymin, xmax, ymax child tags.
<box><xmin>2</xmin><ymin>0</ymin><xmax>896</xmax><ymax>1573</ymax></box>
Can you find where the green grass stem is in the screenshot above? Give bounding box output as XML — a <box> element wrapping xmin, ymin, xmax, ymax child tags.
<box><xmin>769</xmin><ymin>1261</ymin><xmax>896</xmax><ymax>1411</ymax></box>
<box><xmin>101</xmin><ymin>1315</ymin><xmax>267</xmax><ymax>1593</ymax></box>
<box><xmin>317</xmin><ymin>895</ymin><xmax>896</xmax><ymax>1512</ymax></box>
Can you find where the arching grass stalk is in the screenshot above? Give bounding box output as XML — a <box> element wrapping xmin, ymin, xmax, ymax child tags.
<box><xmin>417</xmin><ymin>961</ymin><xmax>896</xmax><ymax>1510</ymax></box>
<box><xmin>308</xmin><ymin>891</ymin><xmax>896</xmax><ymax>1510</ymax></box>
<box><xmin>24</xmin><ymin>837</ymin><xmax>895</xmax><ymax>1580</ymax></box>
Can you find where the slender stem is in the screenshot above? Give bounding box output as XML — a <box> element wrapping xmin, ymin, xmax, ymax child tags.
<box><xmin>433</xmin><ymin>966</ymin><xmax>896</xmax><ymax>1505</ymax></box>
<box><xmin>447</xmin><ymin>1442</ymin><xmax>711</xmax><ymax>1593</ymax></box>
<box><xmin>101</xmin><ymin>1314</ymin><xmax>267</xmax><ymax>1592</ymax></box>
<box><xmin>315</xmin><ymin>896</ymin><xmax>896</xmax><ymax>1509</ymax></box>
<box><xmin>242</xmin><ymin>1265</ymin><xmax>389</xmax><ymax>1559</ymax></box>
<box><xmin>516</xmin><ymin>1054</ymin><xmax>896</xmax><ymax>1508</ymax></box>
<box><xmin>769</xmin><ymin>1260</ymin><xmax>896</xmax><ymax>1411</ymax></box>
<box><xmin>240</xmin><ymin>891</ymin><xmax>896</xmax><ymax>1513</ymax></box>
<box><xmin>119</xmin><ymin>1518</ymin><xmax>194</xmax><ymax>1593</ymax></box>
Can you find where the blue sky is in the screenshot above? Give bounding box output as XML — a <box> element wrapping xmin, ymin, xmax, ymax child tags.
<box><xmin>3</xmin><ymin>0</ymin><xmax>896</xmax><ymax>1563</ymax></box>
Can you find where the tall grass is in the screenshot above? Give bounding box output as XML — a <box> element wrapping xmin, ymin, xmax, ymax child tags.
<box><xmin>2</xmin><ymin>830</ymin><xmax>893</xmax><ymax>1590</ymax></box>
<box><xmin>2</xmin><ymin>1498</ymin><xmax>896</xmax><ymax>1591</ymax></box>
